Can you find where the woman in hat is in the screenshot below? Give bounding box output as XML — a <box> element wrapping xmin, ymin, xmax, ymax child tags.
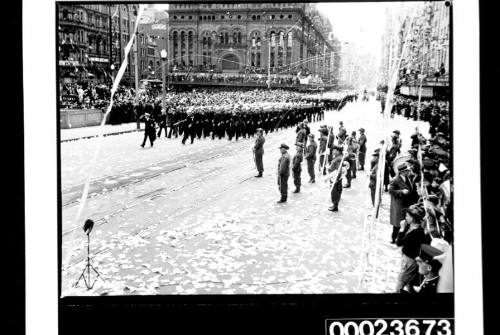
<box><xmin>395</xmin><ymin>204</ymin><xmax>431</xmax><ymax>293</ymax></box>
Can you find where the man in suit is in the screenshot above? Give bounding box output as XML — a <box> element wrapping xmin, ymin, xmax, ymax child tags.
<box><xmin>327</xmin><ymin>145</ymin><xmax>346</xmax><ymax>212</ymax></box>
<box><xmin>292</xmin><ymin>143</ymin><xmax>304</xmax><ymax>193</ymax></box>
<box><xmin>253</xmin><ymin>128</ymin><xmax>265</xmax><ymax>177</ymax></box>
<box><xmin>305</xmin><ymin>133</ymin><xmax>317</xmax><ymax>183</ymax></box>
<box><xmin>277</xmin><ymin>143</ymin><xmax>291</xmax><ymax>203</ymax></box>
<box><xmin>358</xmin><ymin>128</ymin><xmax>367</xmax><ymax>170</ymax></box>
<box><xmin>389</xmin><ymin>164</ymin><xmax>419</xmax><ymax>243</ymax></box>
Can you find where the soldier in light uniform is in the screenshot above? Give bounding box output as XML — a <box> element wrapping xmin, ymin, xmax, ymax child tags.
<box><xmin>305</xmin><ymin>133</ymin><xmax>318</xmax><ymax>183</ymax></box>
<box><xmin>358</xmin><ymin>128</ymin><xmax>367</xmax><ymax>170</ymax></box>
<box><xmin>277</xmin><ymin>143</ymin><xmax>291</xmax><ymax>203</ymax></box>
<box><xmin>337</xmin><ymin>121</ymin><xmax>347</xmax><ymax>145</ymax></box>
<box><xmin>318</xmin><ymin>126</ymin><xmax>328</xmax><ymax>175</ymax></box>
<box><xmin>327</xmin><ymin>145</ymin><xmax>347</xmax><ymax>212</ymax></box>
<box><xmin>292</xmin><ymin>143</ymin><xmax>304</xmax><ymax>193</ymax></box>
<box><xmin>253</xmin><ymin>128</ymin><xmax>265</xmax><ymax>177</ymax></box>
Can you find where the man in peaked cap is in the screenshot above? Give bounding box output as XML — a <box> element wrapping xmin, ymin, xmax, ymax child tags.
<box><xmin>277</xmin><ymin>143</ymin><xmax>291</xmax><ymax>203</ymax></box>
<box><xmin>389</xmin><ymin>163</ymin><xmax>419</xmax><ymax>243</ymax></box>
<box><xmin>413</xmin><ymin>244</ymin><xmax>444</xmax><ymax>294</ymax></box>
<box><xmin>305</xmin><ymin>133</ymin><xmax>318</xmax><ymax>183</ymax></box>
<box><xmin>292</xmin><ymin>143</ymin><xmax>304</xmax><ymax>193</ymax></box>
<box><xmin>253</xmin><ymin>128</ymin><xmax>266</xmax><ymax>177</ymax></box>
<box><xmin>140</xmin><ymin>112</ymin><xmax>156</xmax><ymax>148</ymax></box>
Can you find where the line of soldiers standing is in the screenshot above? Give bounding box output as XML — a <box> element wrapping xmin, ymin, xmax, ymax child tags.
<box><xmin>253</xmin><ymin>119</ymin><xmax>368</xmax><ymax>210</ymax></box>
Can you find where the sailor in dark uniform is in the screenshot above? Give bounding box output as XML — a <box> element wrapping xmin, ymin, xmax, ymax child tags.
<box><xmin>140</xmin><ymin>113</ymin><xmax>156</xmax><ymax>148</ymax></box>
<box><xmin>156</xmin><ymin>109</ymin><xmax>168</xmax><ymax>138</ymax></box>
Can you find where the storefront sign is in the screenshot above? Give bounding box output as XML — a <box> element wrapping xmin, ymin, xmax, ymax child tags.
<box><xmin>59</xmin><ymin>60</ymin><xmax>79</xmax><ymax>66</ymax></box>
<box><xmin>88</xmin><ymin>57</ymin><xmax>108</xmax><ymax>63</ymax></box>
<box><xmin>152</xmin><ymin>23</ymin><xmax>166</xmax><ymax>30</ymax></box>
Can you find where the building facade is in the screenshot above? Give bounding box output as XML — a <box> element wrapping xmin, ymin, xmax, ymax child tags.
<box><xmin>379</xmin><ymin>1</ymin><xmax>450</xmax><ymax>97</ymax></box>
<box><xmin>137</xmin><ymin>19</ymin><xmax>168</xmax><ymax>81</ymax></box>
<box><xmin>166</xmin><ymin>3</ymin><xmax>335</xmax><ymax>81</ymax></box>
<box><xmin>58</xmin><ymin>3</ymin><xmax>141</xmax><ymax>86</ymax></box>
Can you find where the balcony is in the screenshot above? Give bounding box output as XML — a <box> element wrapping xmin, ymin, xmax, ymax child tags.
<box><xmin>214</xmin><ymin>43</ymin><xmax>247</xmax><ymax>49</ymax></box>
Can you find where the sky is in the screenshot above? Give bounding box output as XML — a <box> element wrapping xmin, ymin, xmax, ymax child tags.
<box><xmin>317</xmin><ymin>2</ymin><xmax>393</xmax><ymax>64</ymax></box>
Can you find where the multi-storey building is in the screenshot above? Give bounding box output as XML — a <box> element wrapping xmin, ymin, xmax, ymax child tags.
<box><xmin>137</xmin><ymin>17</ymin><xmax>168</xmax><ymax>81</ymax></box>
<box><xmin>379</xmin><ymin>1</ymin><xmax>450</xmax><ymax>98</ymax></box>
<box><xmin>166</xmin><ymin>3</ymin><xmax>335</xmax><ymax>82</ymax></box>
<box><xmin>58</xmin><ymin>3</ymin><xmax>139</xmax><ymax>85</ymax></box>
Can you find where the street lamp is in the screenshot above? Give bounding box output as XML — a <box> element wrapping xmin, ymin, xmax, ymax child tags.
<box><xmin>110</xmin><ymin>64</ymin><xmax>115</xmax><ymax>84</ymax></box>
<box><xmin>160</xmin><ymin>49</ymin><xmax>167</xmax><ymax>114</ymax></box>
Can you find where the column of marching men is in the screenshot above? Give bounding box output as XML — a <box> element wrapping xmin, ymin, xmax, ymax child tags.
<box><xmin>133</xmin><ymin>89</ymin><xmax>355</xmax><ymax>148</ymax></box>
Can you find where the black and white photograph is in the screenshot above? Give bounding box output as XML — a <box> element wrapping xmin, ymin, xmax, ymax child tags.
<box><xmin>22</xmin><ymin>0</ymin><xmax>488</xmax><ymax>333</ymax></box>
<box><xmin>55</xmin><ymin>1</ymin><xmax>455</xmax><ymax>297</ymax></box>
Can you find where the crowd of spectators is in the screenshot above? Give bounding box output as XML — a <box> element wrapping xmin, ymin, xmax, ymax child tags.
<box><xmin>370</xmin><ymin>92</ymin><xmax>453</xmax><ymax>294</ymax></box>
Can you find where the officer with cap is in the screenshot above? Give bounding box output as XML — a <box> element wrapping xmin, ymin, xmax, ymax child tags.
<box><xmin>277</xmin><ymin>143</ymin><xmax>291</xmax><ymax>203</ymax></box>
<box><xmin>413</xmin><ymin>244</ymin><xmax>444</xmax><ymax>294</ymax></box>
<box><xmin>140</xmin><ymin>112</ymin><xmax>157</xmax><ymax>148</ymax></box>
<box><xmin>305</xmin><ymin>133</ymin><xmax>318</xmax><ymax>183</ymax></box>
<box><xmin>292</xmin><ymin>143</ymin><xmax>304</xmax><ymax>193</ymax></box>
<box><xmin>253</xmin><ymin>128</ymin><xmax>265</xmax><ymax>177</ymax></box>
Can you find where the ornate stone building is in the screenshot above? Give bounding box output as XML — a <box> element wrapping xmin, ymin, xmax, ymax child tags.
<box><xmin>166</xmin><ymin>3</ymin><xmax>335</xmax><ymax>80</ymax></box>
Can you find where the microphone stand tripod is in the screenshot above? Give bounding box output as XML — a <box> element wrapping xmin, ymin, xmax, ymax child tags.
<box><xmin>75</xmin><ymin>232</ymin><xmax>104</xmax><ymax>290</ymax></box>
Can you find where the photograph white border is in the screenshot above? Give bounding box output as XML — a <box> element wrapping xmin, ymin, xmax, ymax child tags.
<box><xmin>23</xmin><ymin>0</ymin><xmax>481</xmax><ymax>334</ymax></box>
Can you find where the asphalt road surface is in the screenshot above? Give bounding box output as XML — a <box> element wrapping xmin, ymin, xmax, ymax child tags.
<box><xmin>60</xmin><ymin>98</ymin><xmax>430</xmax><ymax>296</ymax></box>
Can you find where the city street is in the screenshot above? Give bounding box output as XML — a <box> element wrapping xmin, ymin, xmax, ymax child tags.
<box><xmin>61</xmin><ymin>98</ymin><xmax>430</xmax><ymax>296</ymax></box>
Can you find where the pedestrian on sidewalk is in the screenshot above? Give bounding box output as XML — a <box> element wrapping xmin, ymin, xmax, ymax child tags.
<box><xmin>277</xmin><ymin>143</ymin><xmax>291</xmax><ymax>203</ymax></box>
<box><xmin>305</xmin><ymin>134</ymin><xmax>317</xmax><ymax>183</ymax></box>
<box><xmin>253</xmin><ymin>128</ymin><xmax>265</xmax><ymax>177</ymax></box>
<box><xmin>292</xmin><ymin>143</ymin><xmax>303</xmax><ymax>193</ymax></box>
